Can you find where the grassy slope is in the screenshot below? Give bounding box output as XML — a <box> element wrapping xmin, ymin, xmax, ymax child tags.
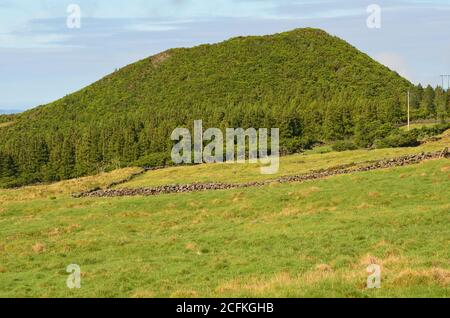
<box><xmin>0</xmin><ymin>160</ymin><xmax>448</xmax><ymax>298</ymax></box>
<box><xmin>0</xmin><ymin>28</ymin><xmax>412</xmax><ymax>187</ymax></box>
<box><xmin>12</xmin><ymin>28</ymin><xmax>409</xmax><ymax>129</ymax></box>
<box><xmin>115</xmin><ymin>129</ymin><xmax>450</xmax><ymax>188</ymax></box>
<box><xmin>0</xmin><ymin>148</ymin><xmax>449</xmax><ymax>297</ymax></box>
<box><xmin>0</xmin><ymin>167</ymin><xmax>142</xmax><ymax>203</ymax></box>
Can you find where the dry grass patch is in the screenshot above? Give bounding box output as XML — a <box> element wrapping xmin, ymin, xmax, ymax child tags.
<box><xmin>150</xmin><ymin>50</ymin><xmax>172</xmax><ymax>66</ymax></box>
<box><xmin>357</xmin><ymin>203</ymin><xmax>374</xmax><ymax>210</ymax></box>
<box><xmin>188</xmin><ymin>201</ymin><xmax>201</xmax><ymax>208</ymax></box>
<box><xmin>216</xmin><ymin>268</ymin><xmax>362</xmax><ymax>296</ymax></box>
<box><xmin>0</xmin><ymin>121</ymin><xmax>14</xmax><ymax>128</ymax></box>
<box><xmin>131</xmin><ymin>290</ymin><xmax>156</xmax><ymax>298</ymax></box>
<box><xmin>119</xmin><ymin>211</ymin><xmax>151</xmax><ymax>218</ymax></box>
<box><xmin>288</xmin><ymin>187</ymin><xmax>321</xmax><ymax>200</ymax></box>
<box><xmin>280</xmin><ymin>206</ymin><xmax>302</xmax><ymax>217</ymax></box>
<box><xmin>231</xmin><ymin>192</ymin><xmax>245</xmax><ymax>203</ymax></box>
<box><xmin>211</xmin><ymin>198</ymin><xmax>223</xmax><ymax>205</ymax></box>
<box><xmin>358</xmin><ymin>253</ymin><xmax>412</xmax><ymax>270</ymax></box>
<box><xmin>359</xmin><ymin>254</ymin><xmax>380</xmax><ymax>266</ymax></box>
<box><xmin>47</xmin><ymin>228</ymin><xmax>61</xmax><ymax>237</ymax></box>
<box><xmin>44</xmin><ymin>223</ymin><xmax>81</xmax><ymax>238</ymax></box>
<box><xmin>217</xmin><ymin>272</ymin><xmax>293</xmax><ymax>295</ymax></box>
<box><xmin>170</xmin><ymin>290</ymin><xmax>199</xmax><ymax>298</ymax></box>
<box><xmin>32</xmin><ymin>242</ymin><xmax>46</xmax><ymax>254</ymax></box>
<box><xmin>303</xmin><ymin>186</ymin><xmax>321</xmax><ymax>195</ymax></box>
<box><xmin>440</xmin><ymin>165</ymin><xmax>450</xmax><ymax>172</ymax></box>
<box><xmin>0</xmin><ymin>167</ymin><xmax>142</xmax><ymax>202</ymax></box>
<box><xmin>315</xmin><ymin>264</ymin><xmax>333</xmax><ymax>272</ymax></box>
<box><xmin>185</xmin><ymin>242</ymin><xmax>200</xmax><ymax>254</ymax></box>
<box><xmin>391</xmin><ymin>268</ymin><xmax>450</xmax><ymax>287</ymax></box>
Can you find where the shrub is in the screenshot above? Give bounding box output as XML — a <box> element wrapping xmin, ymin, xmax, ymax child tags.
<box><xmin>332</xmin><ymin>141</ymin><xmax>358</xmax><ymax>152</ymax></box>
<box><xmin>374</xmin><ymin>131</ymin><xmax>420</xmax><ymax>149</ymax></box>
<box><xmin>413</xmin><ymin>123</ymin><xmax>450</xmax><ymax>140</ymax></box>
<box><xmin>132</xmin><ymin>152</ymin><xmax>171</xmax><ymax>167</ymax></box>
<box><xmin>284</xmin><ymin>137</ymin><xmax>317</xmax><ymax>154</ymax></box>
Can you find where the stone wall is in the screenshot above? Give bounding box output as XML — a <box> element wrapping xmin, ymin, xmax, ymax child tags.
<box><xmin>73</xmin><ymin>148</ymin><xmax>449</xmax><ymax>198</ymax></box>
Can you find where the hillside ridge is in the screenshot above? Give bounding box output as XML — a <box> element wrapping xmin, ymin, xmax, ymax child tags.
<box><xmin>0</xmin><ymin>27</ymin><xmax>414</xmax><ymax>187</ymax></box>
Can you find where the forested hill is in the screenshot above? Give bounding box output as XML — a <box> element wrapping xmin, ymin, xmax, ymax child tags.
<box><xmin>0</xmin><ymin>28</ymin><xmax>415</xmax><ymax>186</ymax></box>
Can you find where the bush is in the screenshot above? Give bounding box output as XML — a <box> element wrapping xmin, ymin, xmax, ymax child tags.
<box><xmin>413</xmin><ymin>123</ymin><xmax>450</xmax><ymax>140</ymax></box>
<box><xmin>332</xmin><ymin>140</ymin><xmax>358</xmax><ymax>152</ymax></box>
<box><xmin>0</xmin><ymin>114</ymin><xmax>15</xmax><ymax>124</ymax></box>
<box><xmin>354</xmin><ymin>122</ymin><xmax>397</xmax><ymax>148</ymax></box>
<box><xmin>284</xmin><ymin>137</ymin><xmax>317</xmax><ymax>154</ymax></box>
<box><xmin>374</xmin><ymin>131</ymin><xmax>420</xmax><ymax>149</ymax></box>
<box><xmin>132</xmin><ymin>152</ymin><xmax>172</xmax><ymax>167</ymax></box>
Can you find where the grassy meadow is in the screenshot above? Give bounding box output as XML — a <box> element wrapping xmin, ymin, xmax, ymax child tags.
<box><xmin>0</xmin><ymin>131</ymin><xmax>449</xmax><ymax>298</ymax></box>
<box><xmin>115</xmin><ymin>128</ymin><xmax>450</xmax><ymax>188</ymax></box>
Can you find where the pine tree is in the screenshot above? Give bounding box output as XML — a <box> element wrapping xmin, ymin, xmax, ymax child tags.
<box><xmin>420</xmin><ymin>85</ymin><xmax>435</xmax><ymax>118</ymax></box>
<box><xmin>434</xmin><ymin>87</ymin><xmax>446</xmax><ymax>122</ymax></box>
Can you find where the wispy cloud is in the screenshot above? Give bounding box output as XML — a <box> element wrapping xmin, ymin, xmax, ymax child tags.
<box><xmin>0</xmin><ymin>31</ymin><xmax>75</xmax><ymax>49</ymax></box>
<box><xmin>0</xmin><ymin>0</ymin><xmax>449</xmax><ymax>110</ymax></box>
<box><xmin>0</xmin><ymin>0</ymin><xmax>377</xmax><ymax>49</ymax></box>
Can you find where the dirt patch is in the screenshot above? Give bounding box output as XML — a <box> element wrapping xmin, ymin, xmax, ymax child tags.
<box><xmin>32</xmin><ymin>242</ymin><xmax>45</xmax><ymax>254</ymax></box>
<box><xmin>150</xmin><ymin>50</ymin><xmax>172</xmax><ymax>67</ymax></box>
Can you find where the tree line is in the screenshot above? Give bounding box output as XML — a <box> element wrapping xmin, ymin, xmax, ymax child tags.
<box><xmin>1</xmin><ymin>28</ymin><xmax>448</xmax><ymax>187</ymax></box>
<box><xmin>1</xmin><ymin>85</ymin><xmax>447</xmax><ymax>187</ymax></box>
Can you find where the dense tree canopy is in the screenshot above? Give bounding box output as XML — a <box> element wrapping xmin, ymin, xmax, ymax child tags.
<box><xmin>0</xmin><ymin>28</ymin><xmax>448</xmax><ymax>187</ymax></box>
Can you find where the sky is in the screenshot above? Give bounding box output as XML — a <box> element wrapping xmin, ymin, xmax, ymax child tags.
<box><xmin>1</xmin><ymin>0</ymin><xmax>450</xmax><ymax>112</ymax></box>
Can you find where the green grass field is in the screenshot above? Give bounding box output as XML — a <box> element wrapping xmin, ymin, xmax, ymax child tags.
<box><xmin>115</xmin><ymin>129</ymin><xmax>450</xmax><ymax>188</ymax></box>
<box><xmin>0</xmin><ymin>131</ymin><xmax>449</xmax><ymax>298</ymax></box>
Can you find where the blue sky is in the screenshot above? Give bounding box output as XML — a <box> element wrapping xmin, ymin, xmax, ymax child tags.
<box><xmin>1</xmin><ymin>0</ymin><xmax>450</xmax><ymax>111</ymax></box>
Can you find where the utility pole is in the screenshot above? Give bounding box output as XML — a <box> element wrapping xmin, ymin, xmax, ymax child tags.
<box><xmin>407</xmin><ymin>89</ymin><xmax>410</xmax><ymax>131</ymax></box>
<box><xmin>439</xmin><ymin>75</ymin><xmax>450</xmax><ymax>123</ymax></box>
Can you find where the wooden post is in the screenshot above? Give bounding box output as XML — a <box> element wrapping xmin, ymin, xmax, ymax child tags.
<box><xmin>407</xmin><ymin>90</ymin><xmax>410</xmax><ymax>131</ymax></box>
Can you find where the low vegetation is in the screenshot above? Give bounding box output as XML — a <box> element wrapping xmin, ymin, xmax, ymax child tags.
<box><xmin>0</xmin><ymin>27</ymin><xmax>448</xmax><ymax>298</ymax></box>
<box><xmin>332</xmin><ymin>141</ymin><xmax>358</xmax><ymax>152</ymax></box>
<box><xmin>113</xmin><ymin>128</ymin><xmax>450</xmax><ymax>188</ymax></box>
<box><xmin>0</xmin><ymin>28</ymin><xmax>431</xmax><ymax>187</ymax></box>
<box><xmin>0</xmin><ymin>131</ymin><xmax>448</xmax><ymax>297</ymax></box>
<box><xmin>0</xmin><ymin>157</ymin><xmax>448</xmax><ymax>297</ymax></box>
